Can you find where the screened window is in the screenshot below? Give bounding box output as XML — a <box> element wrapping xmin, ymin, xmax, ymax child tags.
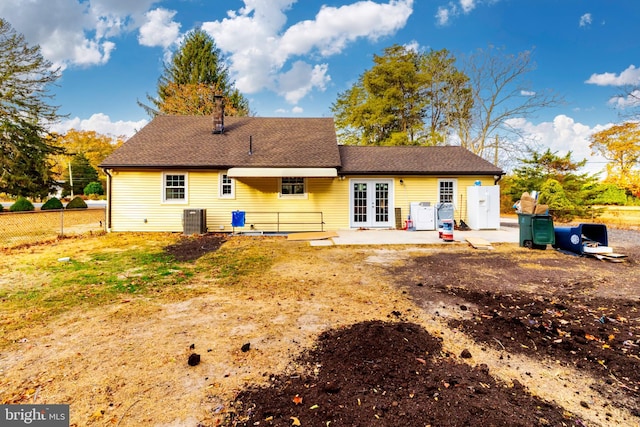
<box><xmin>280</xmin><ymin>177</ymin><xmax>306</xmax><ymax>197</ymax></box>
<box><xmin>439</xmin><ymin>179</ymin><xmax>455</xmax><ymax>203</ymax></box>
<box><xmin>219</xmin><ymin>173</ymin><xmax>235</xmax><ymax>198</ymax></box>
<box><xmin>163</xmin><ymin>173</ymin><xmax>187</xmax><ymax>202</ymax></box>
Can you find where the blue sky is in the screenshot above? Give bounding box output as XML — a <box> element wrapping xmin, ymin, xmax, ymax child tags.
<box><xmin>2</xmin><ymin>0</ymin><xmax>639</xmax><ymax>174</ymax></box>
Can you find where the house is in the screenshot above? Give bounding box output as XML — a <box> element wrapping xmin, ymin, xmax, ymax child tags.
<box><xmin>99</xmin><ymin>109</ymin><xmax>503</xmax><ymax>233</ymax></box>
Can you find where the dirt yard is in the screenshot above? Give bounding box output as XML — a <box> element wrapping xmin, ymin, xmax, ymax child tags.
<box><xmin>1</xmin><ymin>228</ymin><xmax>638</xmax><ymax>426</ymax></box>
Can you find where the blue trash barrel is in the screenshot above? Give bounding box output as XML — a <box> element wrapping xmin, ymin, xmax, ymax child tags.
<box><xmin>553</xmin><ymin>223</ymin><xmax>607</xmax><ymax>254</ymax></box>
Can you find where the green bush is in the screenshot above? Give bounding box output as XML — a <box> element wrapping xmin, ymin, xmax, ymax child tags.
<box><xmin>538</xmin><ymin>179</ymin><xmax>575</xmax><ymax>222</ymax></box>
<box><xmin>41</xmin><ymin>197</ymin><xmax>64</xmax><ymax>210</ymax></box>
<box><xmin>66</xmin><ymin>196</ymin><xmax>88</xmax><ymax>209</ymax></box>
<box><xmin>590</xmin><ymin>183</ymin><xmax>627</xmax><ymax>205</ymax></box>
<box><xmin>0</xmin><ymin>203</ymin><xmax>3</xmax><ymax>212</ymax></box>
<box><xmin>84</xmin><ymin>181</ymin><xmax>104</xmax><ymax>196</ymax></box>
<box><xmin>9</xmin><ymin>196</ymin><xmax>35</xmax><ymax>212</ymax></box>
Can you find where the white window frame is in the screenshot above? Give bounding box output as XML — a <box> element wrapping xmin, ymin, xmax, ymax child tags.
<box><xmin>218</xmin><ymin>172</ymin><xmax>235</xmax><ymax>199</ymax></box>
<box><xmin>437</xmin><ymin>178</ymin><xmax>457</xmax><ymax>204</ymax></box>
<box><xmin>162</xmin><ymin>172</ymin><xmax>188</xmax><ymax>203</ymax></box>
<box><xmin>278</xmin><ymin>177</ymin><xmax>307</xmax><ymax>199</ymax></box>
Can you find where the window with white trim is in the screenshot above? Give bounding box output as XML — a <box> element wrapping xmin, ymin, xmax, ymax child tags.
<box><xmin>219</xmin><ymin>172</ymin><xmax>235</xmax><ymax>198</ymax></box>
<box><xmin>438</xmin><ymin>179</ymin><xmax>456</xmax><ymax>204</ymax></box>
<box><xmin>279</xmin><ymin>177</ymin><xmax>306</xmax><ymax>198</ymax></box>
<box><xmin>163</xmin><ymin>172</ymin><xmax>187</xmax><ymax>203</ymax></box>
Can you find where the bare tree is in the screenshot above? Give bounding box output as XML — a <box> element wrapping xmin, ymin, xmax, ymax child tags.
<box><xmin>611</xmin><ymin>85</ymin><xmax>640</xmax><ymax>121</ymax></box>
<box><xmin>460</xmin><ymin>46</ymin><xmax>563</xmax><ymax>168</ymax></box>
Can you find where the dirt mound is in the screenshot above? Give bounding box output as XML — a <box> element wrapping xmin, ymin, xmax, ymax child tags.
<box><xmin>164</xmin><ymin>233</ymin><xmax>226</xmax><ymax>261</ymax></box>
<box><xmin>227</xmin><ymin>320</ymin><xmax>574</xmax><ymax>426</ymax></box>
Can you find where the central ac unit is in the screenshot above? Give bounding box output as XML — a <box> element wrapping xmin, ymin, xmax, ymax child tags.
<box><xmin>183</xmin><ymin>209</ymin><xmax>207</xmax><ymax>235</ymax></box>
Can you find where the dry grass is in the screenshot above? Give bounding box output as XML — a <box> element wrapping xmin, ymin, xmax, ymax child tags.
<box><xmin>0</xmin><ymin>233</ymin><xmax>635</xmax><ymax>426</ymax></box>
<box><xmin>0</xmin><ymin>234</ymin><xmax>420</xmax><ymax>426</ymax></box>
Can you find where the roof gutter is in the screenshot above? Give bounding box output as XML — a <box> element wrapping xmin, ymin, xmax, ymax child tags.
<box><xmin>102</xmin><ymin>168</ymin><xmax>112</xmax><ymax>232</ymax></box>
<box><xmin>227</xmin><ymin>167</ymin><xmax>338</xmax><ymax>178</ymax></box>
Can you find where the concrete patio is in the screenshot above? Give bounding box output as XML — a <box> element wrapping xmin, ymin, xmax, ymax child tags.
<box><xmin>311</xmin><ymin>218</ymin><xmax>520</xmax><ymax>246</ymax></box>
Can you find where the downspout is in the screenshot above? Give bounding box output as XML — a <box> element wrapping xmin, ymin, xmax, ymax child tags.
<box><xmin>103</xmin><ymin>168</ymin><xmax>112</xmax><ymax>232</ymax></box>
<box><xmin>493</xmin><ymin>173</ymin><xmax>504</xmax><ymax>186</ymax></box>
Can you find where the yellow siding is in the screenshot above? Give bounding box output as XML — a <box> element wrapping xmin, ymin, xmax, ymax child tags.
<box><xmin>355</xmin><ymin>175</ymin><xmax>495</xmax><ymax>227</ymax></box>
<box><xmin>109</xmin><ymin>170</ymin><xmax>351</xmax><ymax>232</ymax></box>
<box><xmin>108</xmin><ymin>170</ymin><xmax>497</xmax><ymax>232</ymax></box>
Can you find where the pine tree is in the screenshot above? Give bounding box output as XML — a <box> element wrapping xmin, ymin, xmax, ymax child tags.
<box><xmin>331</xmin><ymin>45</ymin><xmax>471</xmax><ymax>146</ymax></box>
<box><xmin>0</xmin><ymin>18</ymin><xmax>63</xmax><ymax>197</ymax></box>
<box><xmin>140</xmin><ymin>29</ymin><xmax>250</xmax><ymax>117</ymax></box>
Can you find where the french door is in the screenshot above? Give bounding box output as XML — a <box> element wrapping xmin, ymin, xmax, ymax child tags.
<box><xmin>350</xmin><ymin>179</ymin><xmax>393</xmax><ymax>228</ymax></box>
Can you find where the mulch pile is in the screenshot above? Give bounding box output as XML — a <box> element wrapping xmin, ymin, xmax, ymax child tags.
<box><xmin>164</xmin><ymin>234</ymin><xmax>226</xmax><ymax>262</ymax></box>
<box><xmin>447</xmin><ymin>288</ymin><xmax>640</xmax><ymax>402</ymax></box>
<box><xmin>226</xmin><ymin>320</ymin><xmax>575</xmax><ymax>426</ymax></box>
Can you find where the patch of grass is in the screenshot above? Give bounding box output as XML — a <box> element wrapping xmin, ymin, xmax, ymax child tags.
<box><xmin>0</xmin><ymin>235</ymin><xmax>197</xmax><ymax>347</ymax></box>
<box><xmin>197</xmin><ymin>238</ymin><xmax>278</xmax><ymax>285</ymax></box>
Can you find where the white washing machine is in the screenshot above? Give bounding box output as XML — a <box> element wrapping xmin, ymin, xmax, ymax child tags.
<box><xmin>410</xmin><ymin>202</ymin><xmax>436</xmax><ymax>230</ymax></box>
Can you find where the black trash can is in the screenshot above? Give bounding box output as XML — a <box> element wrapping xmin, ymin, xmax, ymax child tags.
<box><xmin>518</xmin><ymin>213</ymin><xmax>555</xmax><ymax>250</ymax></box>
<box><xmin>553</xmin><ymin>223</ymin><xmax>608</xmax><ymax>254</ymax></box>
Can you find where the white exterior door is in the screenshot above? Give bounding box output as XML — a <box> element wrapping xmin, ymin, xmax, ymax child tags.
<box><xmin>350</xmin><ymin>179</ymin><xmax>393</xmax><ymax>228</ymax></box>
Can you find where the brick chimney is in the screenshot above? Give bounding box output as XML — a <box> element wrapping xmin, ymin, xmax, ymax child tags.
<box><xmin>213</xmin><ymin>94</ymin><xmax>224</xmax><ymax>134</ymax></box>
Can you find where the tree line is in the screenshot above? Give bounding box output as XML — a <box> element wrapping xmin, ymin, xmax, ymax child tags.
<box><xmin>0</xmin><ymin>22</ymin><xmax>248</xmax><ymax>200</ymax></box>
<box><xmin>331</xmin><ymin>44</ymin><xmax>640</xmax><ymax>215</ymax></box>
<box><xmin>1</xmin><ymin>17</ymin><xmax>639</xmax><ymax>217</ymax></box>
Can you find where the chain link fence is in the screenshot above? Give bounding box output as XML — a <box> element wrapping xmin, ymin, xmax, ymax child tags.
<box><xmin>0</xmin><ymin>208</ymin><xmax>106</xmax><ymax>248</ymax></box>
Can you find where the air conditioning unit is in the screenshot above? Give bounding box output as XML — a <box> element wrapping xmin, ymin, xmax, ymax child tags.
<box><xmin>183</xmin><ymin>209</ymin><xmax>207</xmax><ymax>235</ymax></box>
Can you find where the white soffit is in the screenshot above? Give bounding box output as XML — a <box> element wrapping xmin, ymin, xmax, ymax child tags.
<box><xmin>227</xmin><ymin>167</ymin><xmax>338</xmax><ymax>178</ymax></box>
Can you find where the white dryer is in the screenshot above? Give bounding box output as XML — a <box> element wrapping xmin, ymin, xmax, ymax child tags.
<box><xmin>410</xmin><ymin>202</ymin><xmax>436</xmax><ymax>230</ymax></box>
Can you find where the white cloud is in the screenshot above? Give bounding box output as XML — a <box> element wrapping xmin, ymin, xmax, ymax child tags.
<box><xmin>435</xmin><ymin>0</ymin><xmax>483</xmax><ymax>26</ymax></box>
<box><xmin>403</xmin><ymin>40</ymin><xmax>421</xmax><ymax>53</ymax></box>
<box><xmin>460</xmin><ymin>0</ymin><xmax>476</xmax><ymax>13</ymax></box>
<box><xmin>277</xmin><ymin>62</ymin><xmax>331</xmax><ymax>104</ymax></box>
<box><xmin>0</xmin><ymin>0</ymin><xmax>156</xmax><ymax>69</ymax></box>
<box><xmin>506</xmin><ymin>115</ymin><xmax>610</xmax><ymax>175</ymax></box>
<box><xmin>579</xmin><ymin>13</ymin><xmax>592</xmax><ymax>27</ymax></box>
<box><xmin>608</xmin><ymin>90</ymin><xmax>640</xmax><ymax>109</ymax></box>
<box><xmin>585</xmin><ymin>65</ymin><xmax>640</xmax><ymax>86</ymax></box>
<box><xmin>279</xmin><ymin>1</ymin><xmax>414</xmax><ymax>57</ymax></box>
<box><xmin>138</xmin><ymin>8</ymin><xmax>181</xmax><ymax>48</ymax></box>
<box><xmin>435</xmin><ymin>7</ymin><xmax>451</xmax><ymax>26</ymax></box>
<box><xmin>202</xmin><ymin>0</ymin><xmax>413</xmax><ymax>104</ymax></box>
<box><xmin>291</xmin><ymin>106</ymin><xmax>304</xmax><ymax>114</ymax></box>
<box><xmin>51</xmin><ymin>113</ymin><xmax>148</xmax><ymax>138</ymax></box>
<box><xmin>520</xmin><ymin>90</ymin><xmax>536</xmax><ymax>96</ymax></box>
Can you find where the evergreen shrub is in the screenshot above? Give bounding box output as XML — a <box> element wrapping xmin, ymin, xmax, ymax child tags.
<box><xmin>41</xmin><ymin>197</ymin><xmax>64</xmax><ymax>210</ymax></box>
<box><xmin>9</xmin><ymin>197</ymin><xmax>35</xmax><ymax>212</ymax></box>
<box><xmin>84</xmin><ymin>181</ymin><xmax>104</xmax><ymax>196</ymax></box>
<box><xmin>66</xmin><ymin>196</ymin><xmax>88</xmax><ymax>209</ymax></box>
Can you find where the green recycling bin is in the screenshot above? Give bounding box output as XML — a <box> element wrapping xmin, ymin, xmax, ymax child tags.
<box><xmin>518</xmin><ymin>213</ymin><xmax>555</xmax><ymax>250</ymax></box>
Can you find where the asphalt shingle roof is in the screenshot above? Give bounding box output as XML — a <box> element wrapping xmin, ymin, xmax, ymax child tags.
<box><xmin>100</xmin><ymin>116</ymin><xmax>341</xmax><ymax>169</ymax></box>
<box><xmin>338</xmin><ymin>145</ymin><xmax>503</xmax><ymax>175</ymax></box>
<box><xmin>100</xmin><ymin>115</ymin><xmax>503</xmax><ymax>176</ymax></box>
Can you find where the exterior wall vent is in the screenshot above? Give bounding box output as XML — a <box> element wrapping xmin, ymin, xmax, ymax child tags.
<box><xmin>183</xmin><ymin>209</ymin><xmax>207</xmax><ymax>235</ymax></box>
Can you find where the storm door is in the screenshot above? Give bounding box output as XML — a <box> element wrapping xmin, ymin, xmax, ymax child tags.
<box><xmin>350</xmin><ymin>179</ymin><xmax>393</xmax><ymax>228</ymax></box>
